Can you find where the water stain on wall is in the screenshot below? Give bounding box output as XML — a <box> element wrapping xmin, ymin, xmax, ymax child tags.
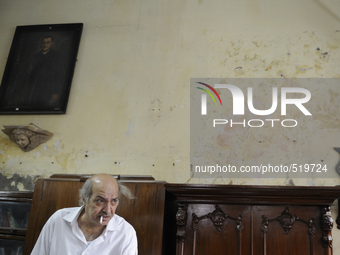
<box><xmin>0</xmin><ymin>173</ymin><xmax>38</xmax><ymax>191</ymax></box>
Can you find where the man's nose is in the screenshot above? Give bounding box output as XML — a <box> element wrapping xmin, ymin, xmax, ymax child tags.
<box><xmin>103</xmin><ymin>202</ymin><xmax>112</xmax><ymax>215</ymax></box>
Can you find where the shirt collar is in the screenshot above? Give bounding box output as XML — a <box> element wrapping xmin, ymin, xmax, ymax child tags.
<box><xmin>106</xmin><ymin>214</ymin><xmax>120</xmax><ymax>231</ymax></box>
<box><xmin>63</xmin><ymin>206</ymin><xmax>84</xmax><ymax>224</ymax></box>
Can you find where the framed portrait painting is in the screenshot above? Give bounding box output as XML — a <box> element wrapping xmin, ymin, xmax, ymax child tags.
<box><xmin>0</xmin><ymin>23</ymin><xmax>83</xmax><ymax>114</ymax></box>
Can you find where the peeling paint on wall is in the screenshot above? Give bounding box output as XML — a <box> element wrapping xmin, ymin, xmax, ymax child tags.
<box><xmin>0</xmin><ymin>173</ymin><xmax>38</xmax><ymax>191</ymax></box>
<box><xmin>54</xmin><ymin>139</ymin><xmax>62</xmax><ymax>156</ymax></box>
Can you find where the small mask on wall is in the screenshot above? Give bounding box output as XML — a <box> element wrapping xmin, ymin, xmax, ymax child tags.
<box><xmin>2</xmin><ymin>124</ymin><xmax>53</xmax><ymax>152</ymax></box>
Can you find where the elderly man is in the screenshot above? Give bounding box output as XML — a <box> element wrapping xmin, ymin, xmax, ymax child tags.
<box><xmin>31</xmin><ymin>174</ymin><xmax>138</xmax><ymax>254</ymax></box>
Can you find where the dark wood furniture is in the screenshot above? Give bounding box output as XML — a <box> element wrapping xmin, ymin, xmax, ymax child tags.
<box><xmin>165</xmin><ymin>184</ymin><xmax>340</xmax><ymax>255</ymax></box>
<box><xmin>23</xmin><ymin>175</ymin><xmax>167</xmax><ymax>255</ymax></box>
<box><xmin>0</xmin><ymin>191</ymin><xmax>33</xmax><ymax>255</ymax></box>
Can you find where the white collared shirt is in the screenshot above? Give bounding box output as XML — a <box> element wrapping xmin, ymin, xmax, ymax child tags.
<box><xmin>30</xmin><ymin>207</ymin><xmax>138</xmax><ymax>255</ymax></box>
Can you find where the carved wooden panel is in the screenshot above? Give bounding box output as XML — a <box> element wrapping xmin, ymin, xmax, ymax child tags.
<box><xmin>177</xmin><ymin>204</ymin><xmax>251</xmax><ymax>255</ymax></box>
<box><xmin>253</xmin><ymin>205</ymin><xmax>325</xmax><ymax>255</ymax></box>
<box><xmin>166</xmin><ymin>184</ymin><xmax>340</xmax><ymax>255</ymax></box>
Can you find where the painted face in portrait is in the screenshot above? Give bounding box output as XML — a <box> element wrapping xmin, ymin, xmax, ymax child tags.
<box><xmin>41</xmin><ymin>37</ymin><xmax>53</xmax><ymax>53</ymax></box>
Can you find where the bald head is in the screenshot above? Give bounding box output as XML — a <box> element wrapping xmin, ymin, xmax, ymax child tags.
<box><xmin>79</xmin><ymin>174</ymin><xmax>119</xmax><ymax>205</ymax></box>
<box><xmin>90</xmin><ymin>174</ymin><xmax>118</xmax><ymax>190</ymax></box>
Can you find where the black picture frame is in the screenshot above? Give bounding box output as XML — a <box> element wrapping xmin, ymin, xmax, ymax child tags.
<box><xmin>0</xmin><ymin>23</ymin><xmax>83</xmax><ymax>114</ymax></box>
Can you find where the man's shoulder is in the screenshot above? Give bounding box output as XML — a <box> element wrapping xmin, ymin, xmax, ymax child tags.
<box><xmin>47</xmin><ymin>49</ymin><xmax>62</xmax><ymax>58</ymax></box>
<box><xmin>49</xmin><ymin>207</ymin><xmax>80</xmax><ymax>220</ymax></box>
<box><xmin>54</xmin><ymin>207</ymin><xmax>80</xmax><ymax>214</ymax></box>
<box><xmin>112</xmin><ymin>214</ymin><xmax>136</xmax><ymax>233</ymax></box>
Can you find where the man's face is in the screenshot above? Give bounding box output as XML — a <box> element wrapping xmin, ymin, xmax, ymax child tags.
<box><xmin>41</xmin><ymin>37</ymin><xmax>53</xmax><ymax>53</ymax></box>
<box><xmin>83</xmin><ymin>177</ymin><xmax>119</xmax><ymax>226</ymax></box>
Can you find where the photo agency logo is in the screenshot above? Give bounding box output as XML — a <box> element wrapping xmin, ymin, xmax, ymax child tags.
<box><xmin>196</xmin><ymin>82</ymin><xmax>223</xmax><ymax>114</ymax></box>
<box><xmin>190</xmin><ymin>78</ymin><xmax>339</xmax><ymax>179</ymax></box>
<box><xmin>195</xmin><ymin>81</ymin><xmax>312</xmax><ymax>128</ymax></box>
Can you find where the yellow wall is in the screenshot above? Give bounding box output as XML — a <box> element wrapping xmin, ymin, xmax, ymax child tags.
<box><xmin>1</xmin><ymin>0</ymin><xmax>340</xmax><ymax>250</ymax></box>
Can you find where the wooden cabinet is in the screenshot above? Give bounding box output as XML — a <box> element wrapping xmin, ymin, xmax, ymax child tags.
<box><xmin>165</xmin><ymin>184</ymin><xmax>340</xmax><ymax>255</ymax></box>
<box><xmin>0</xmin><ymin>191</ymin><xmax>33</xmax><ymax>255</ymax></box>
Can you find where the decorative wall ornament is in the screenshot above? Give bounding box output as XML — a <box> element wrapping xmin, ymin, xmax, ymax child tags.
<box><xmin>2</xmin><ymin>124</ymin><xmax>53</xmax><ymax>152</ymax></box>
<box><xmin>333</xmin><ymin>148</ymin><xmax>340</xmax><ymax>229</ymax></box>
<box><xmin>334</xmin><ymin>147</ymin><xmax>340</xmax><ymax>175</ymax></box>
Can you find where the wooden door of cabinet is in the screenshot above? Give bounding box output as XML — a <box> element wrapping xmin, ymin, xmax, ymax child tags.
<box><xmin>252</xmin><ymin>205</ymin><xmax>327</xmax><ymax>255</ymax></box>
<box><xmin>165</xmin><ymin>184</ymin><xmax>340</xmax><ymax>255</ymax></box>
<box><xmin>0</xmin><ymin>191</ymin><xmax>33</xmax><ymax>255</ymax></box>
<box><xmin>179</xmin><ymin>204</ymin><xmax>251</xmax><ymax>255</ymax></box>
